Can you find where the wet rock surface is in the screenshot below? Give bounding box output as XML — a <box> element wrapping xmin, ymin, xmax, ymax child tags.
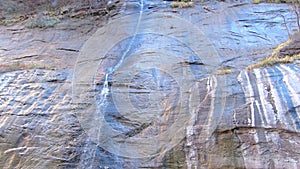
<box><xmin>1</xmin><ymin>0</ymin><xmax>300</xmax><ymax>168</ymax></box>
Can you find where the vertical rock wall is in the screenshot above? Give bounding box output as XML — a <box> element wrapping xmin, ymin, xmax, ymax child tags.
<box><xmin>0</xmin><ymin>0</ymin><xmax>300</xmax><ymax>168</ymax></box>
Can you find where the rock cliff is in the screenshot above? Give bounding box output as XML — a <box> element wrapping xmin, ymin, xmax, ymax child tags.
<box><xmin>1</xmin><ymin>0</ymin><xmax>300</xmax><ymax>168</ymax></box>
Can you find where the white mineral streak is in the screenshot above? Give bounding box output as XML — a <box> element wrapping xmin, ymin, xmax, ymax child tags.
<box><xmin>238</xmin><ymin>71</ymin><xmax>255</xmax><ymax>127</ymax></box>
<box><xmin>264</xmin><ymin>68</ymin><xmax>288</xmax><ymax>128</ymax></box>
<box><xmin>253</xmin><ymin>68</ymin><xmax>274</xmax><ymax>126</ymax></box>
<box><xmin>238</xmin><ymin>65</ymin><xmax>300</xmax><ymax>168</ymax></box>
<box><xmin>240</xmin><ymin>66</ymin><xmax>300</xmax><ymax>130</ymax></box>
<box><xmin>206</xmin><ymin>75</ymin><xmax>217</xmax><ymax>139</ymax></box>
<box><xmin>278</xmin><ymin>65</ymin><xmax>300</xmax><ymax>119</ymax></box>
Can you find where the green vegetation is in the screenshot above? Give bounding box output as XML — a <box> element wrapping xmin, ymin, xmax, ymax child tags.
<box><xmin>25</xmin><ymin>15</ymin><xmax>60</xmax><ymax>28</ymax></box>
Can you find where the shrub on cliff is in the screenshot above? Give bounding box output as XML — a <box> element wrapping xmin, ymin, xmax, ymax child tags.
<box><xmin>25</xmin><ymin>15</ymin><xmax>60</xmax><ymax>28</ymax></box>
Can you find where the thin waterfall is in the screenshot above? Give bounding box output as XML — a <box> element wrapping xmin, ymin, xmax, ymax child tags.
<box><xmin>98</xmin><ymin>0</ymin><xmax>144</xmax><ymax>106</ymax></box>
<box><xmin>86</xmin><ymin>0</ymin><xmax>146</xmax><ymax>168</ymax></box>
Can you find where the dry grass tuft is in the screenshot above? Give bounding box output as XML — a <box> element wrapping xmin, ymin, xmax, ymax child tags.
<box><xmin>246</xmin><ymin>56</ymin><xmax>294</xmax><ymax>70</ymax></box>
<box><xmin>270</xmin><ymin>39</ymin><xmax>292</xmax><ymax>58</ymax></box>
<box><xmin>246</xmin><ymin>39</ymin><xmax>300</xmax><ymax>70</ymax></box>
<box><xmin>171</xmin><ymin>1</ymin><xmax>194</xmax><ymax>8</ymax></box>
<box><xmin>0</xmin><ymin>16</ymin><xmax>28</xmax><ymax>26</ymax></box>
<box><xmin>216</xmin><ymin>68</ymin><xmax>234</xmax><ymax>75</ymax></box>
<box><xmin>0</xmin><ymin>62</ymin><xmax>54</xmax><ymax>73</ymax></box>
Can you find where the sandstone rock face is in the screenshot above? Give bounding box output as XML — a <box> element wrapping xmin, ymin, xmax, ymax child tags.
<box><xmin>237</xmin><ymin>64</ymin><xmax>300</xmax><ymax>168</ymax></box>
<box><xmin>0</xmin><ymin>70</ymin><xmax>82</xmax><ymax>168</ymax></box>
<box><xmin>1</xmin><ymin>0</ymin><xmax>300</xmax><ymax>168</ymax></box>
<box><xmin>279</xmin><ymin>32</ymin><xmax>300</xmax><ymax>58</ymax></box>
